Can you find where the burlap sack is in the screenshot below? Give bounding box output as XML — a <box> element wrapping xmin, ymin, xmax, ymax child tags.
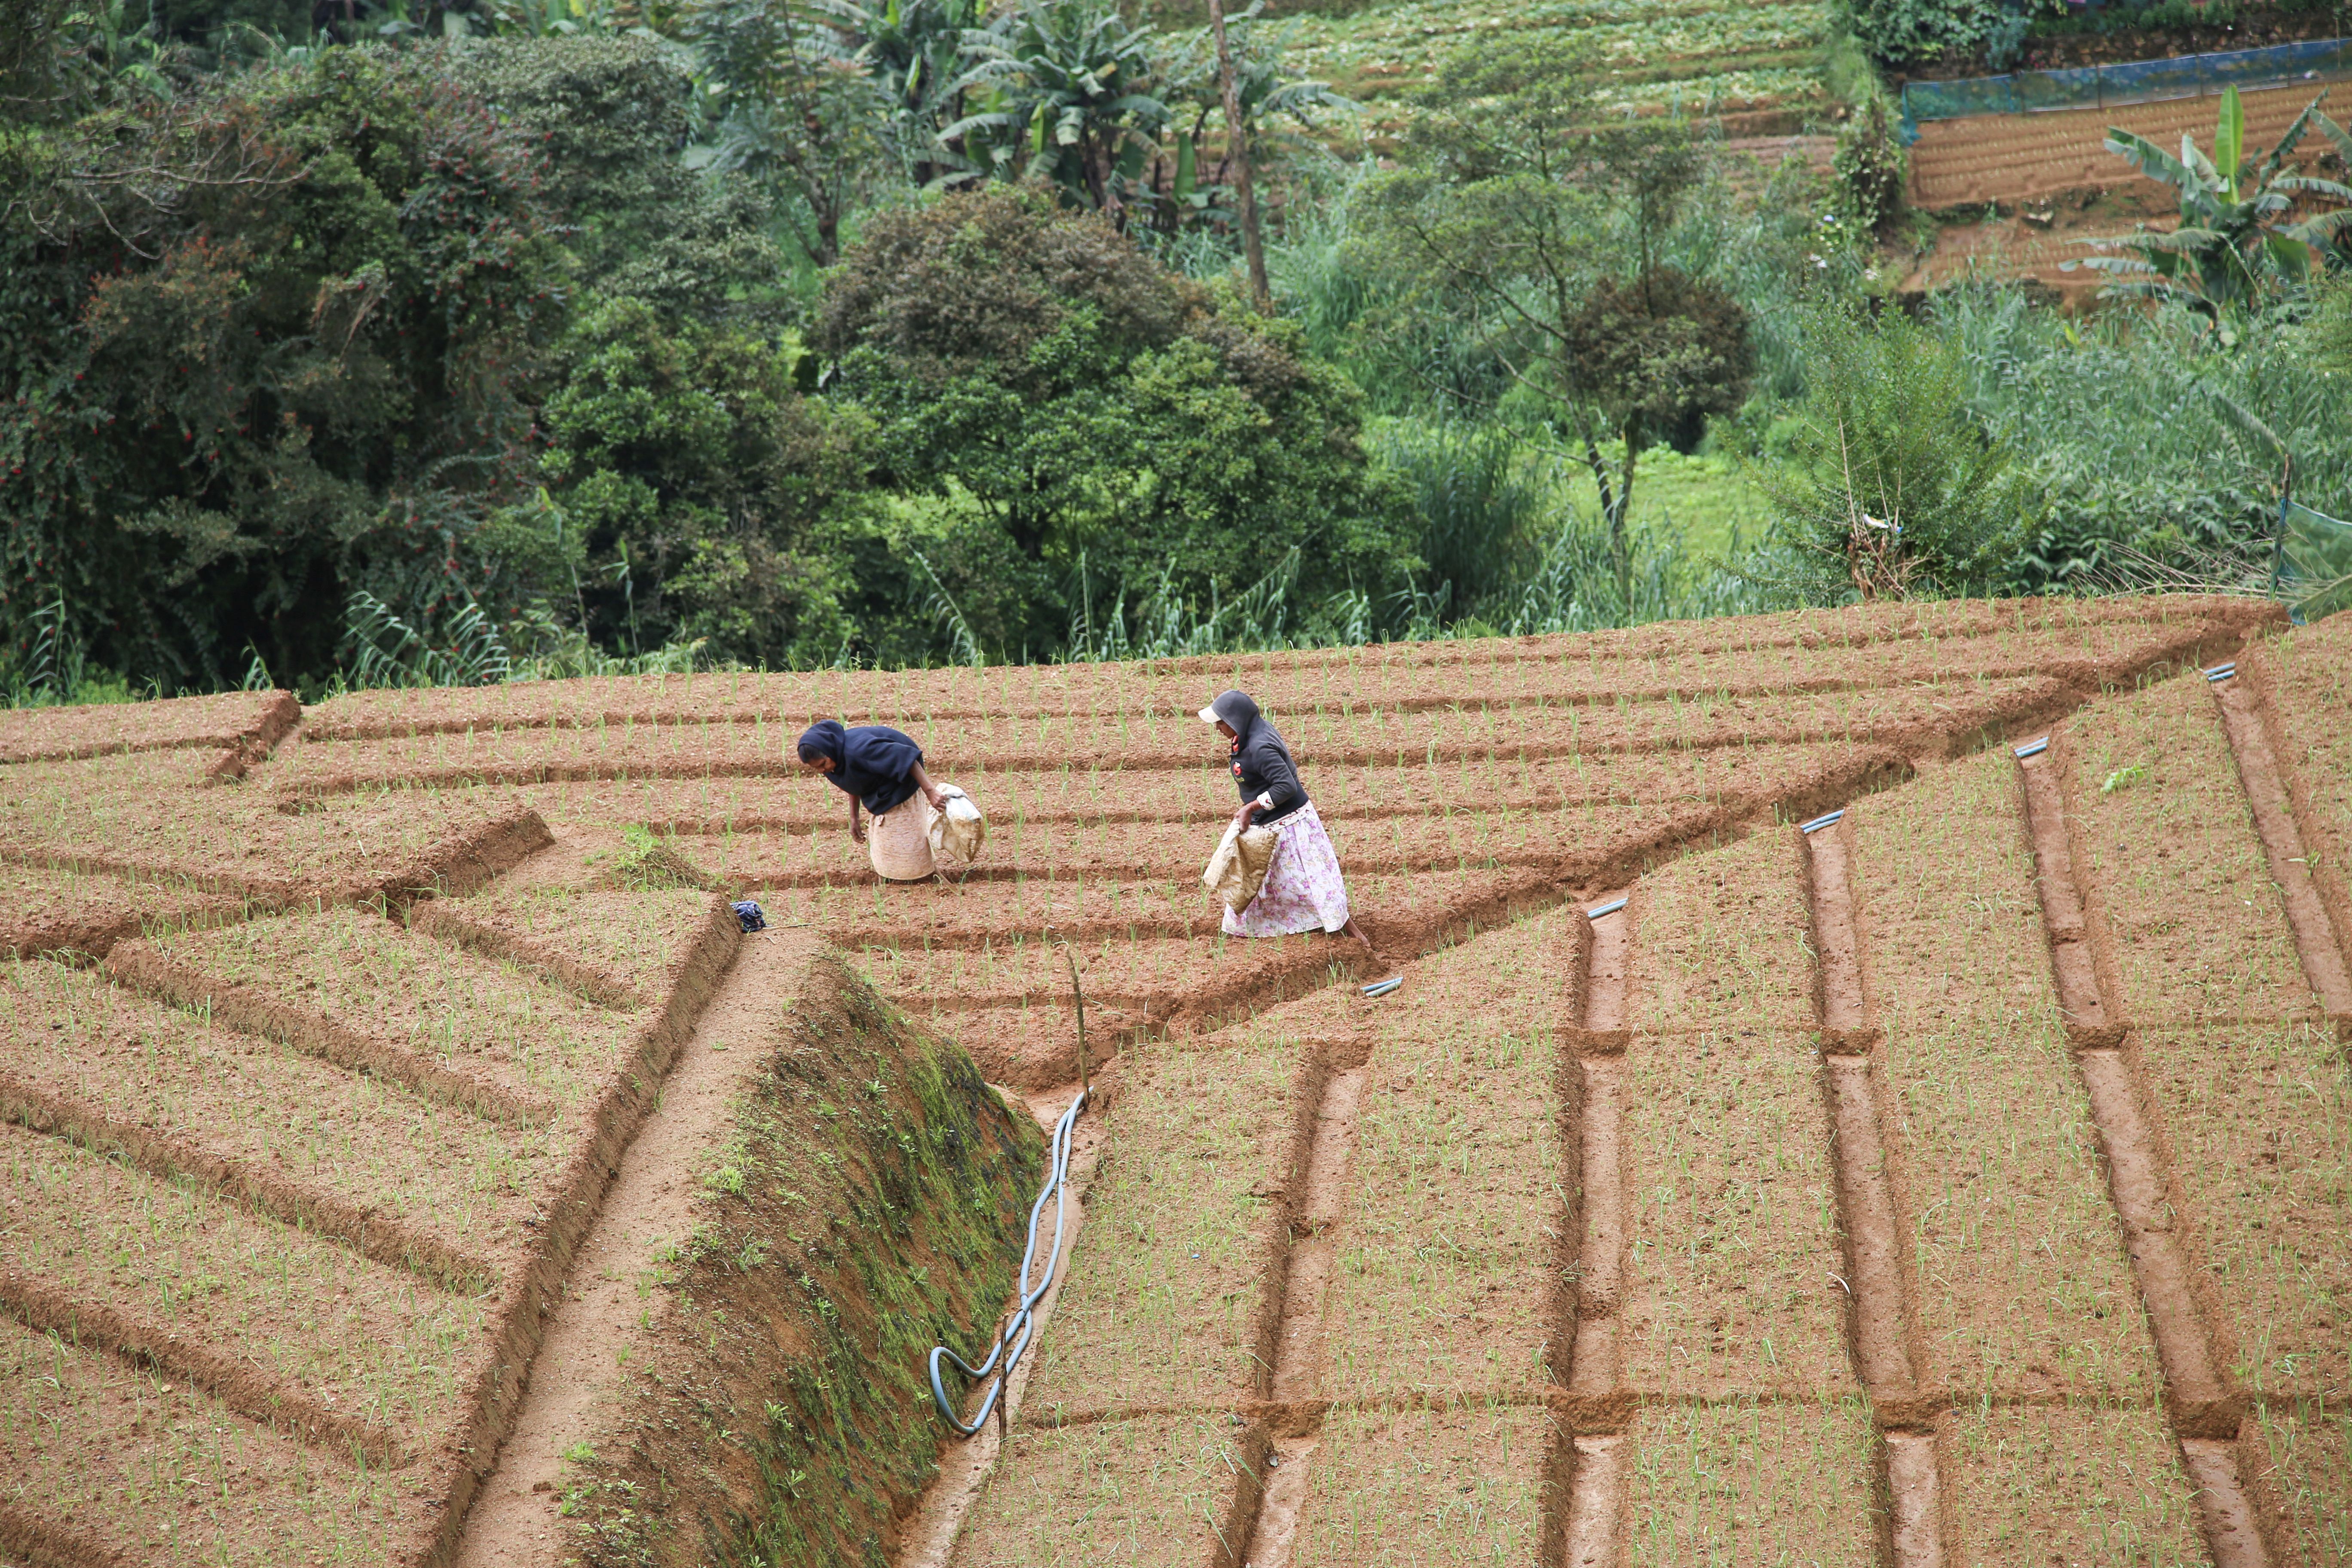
<box><xmin>1202</xmin><ymin>820</ymin><xmax>1278</xmax><ymax>913</ymax></box>
<box><xmin>927</xmin><ymin>784</ymin><xmax>986</xmax><ymax>870</ymax></box>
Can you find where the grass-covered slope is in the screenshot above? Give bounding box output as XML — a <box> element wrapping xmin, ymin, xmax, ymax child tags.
<box><xmin>557</xmin><ymin>948</ymin><xmax>1046</xmax><ymax>1568</ymax></box>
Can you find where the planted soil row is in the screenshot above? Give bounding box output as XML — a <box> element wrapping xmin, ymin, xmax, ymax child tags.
<box><xmin>521</xmin><ymin>744</ymin><xmax>1805</xmax><ymax>839</ymax></box>
<box><xmin>297</xmin><ymin>615</ymin><xmax>2183</xmax><ymax>747</ymax></box>
<box><xmin>0</xmin><ymin>1313</ymin><xmax>421</xmax><ymax>1568</ymax></box>
<box><xmin>299</xmin><ymin>595</ymin><xmax>2258</xmax><ymax>741</ymax></box>
<box><xmin>1017</xmin><ymin>1035</ymin><xmax>1320</xmax><ymax>1422</ymax></box>
<box><xmin>0</xmin><ymin>859</ymin><xmax>240</xmax><ymax>961</ymax></box>
<box><xmin>0</xmin><ymin>958</ymin><xmax>533</xmax><ymax>1290</ymax></box>
<box><xmin>1850</xmin><ymin>749</ymin><xmax>2169</xmax><ymax>1404</ymax></box>
<box><xmin>277</xmin><ymin>675</ymin><xmax>2065</xmax><ymax>796</ymax></box>
<box><xmin>2062</xmin><ymin>671</ymin><xmax>2317</xmax><ymax>1026</ymax></box>
<box><xmin>0</xmin><ymin>1117</ymin><xmax>487</xmax><ymax>1445</ymax></box>
<box><xmin>0</xmin><ymin>768</ymin><xmax>552</xmax><ymax>913</ymax></box>
<box><xmin>0</xmin><ymin>688</ymin><xmax>296</xmax><ymax>767</ymax></box>
<box><xmin>1314</xmin><ymin>913</ymin><xmax>1574</xmax><ymax>1402</ymax></box>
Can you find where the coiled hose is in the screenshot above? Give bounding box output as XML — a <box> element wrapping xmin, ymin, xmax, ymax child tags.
<box><xmin>927</xmin><ymin>1083</ymin><xmax>1087</xmax><ymax>1436</ymax></box>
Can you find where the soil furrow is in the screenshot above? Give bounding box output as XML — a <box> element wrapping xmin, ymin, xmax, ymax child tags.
<box><xmin>2013</xmin><ymin>738</ymin><xmax>2272</xmax><ymax>1568</ymax></box>
<box><xmin>1798</xmin><ymin>819</ymin><xmax>1949</xmax><ymax>1568</ymax></box>
<box><xmin>0</xmin><ymin>1498</ymin><xmax>121</xmax><ymax>1568</ymax></box>
<box><xmin>0</xmin><ymin>1069</ymin><xmax>493</xmax><ymax>1295</ymax></box>
<box><xmin>894</xmin><ymin>1083</ymin><xmax>1105</xmax><ymax>1568</ymax></box>
<box><xmin>1006</xmin><ymin>1386</ymin><xmax>2192</xmax><ymax>1427</ymax></box>
<box><xmin>98</xmin><ymin>942</ymin><xmax>559</xmax><ymax>1128</ymax></box>
<box><xmin>424</xmin><ymin>895</ymin><xmax>741</xmax><ymax>1568</ymax></box>
<box><xmin>272</xmin><ymin>703</ymin><xmax>2041</xmax><ymax>801</ymax></box>
<box><xmin>1547</xmin><ymin>894</ymin><xmax>1631</xmax><ymax>1568</ymax></box>
<box><xmin>0</xmin><ymin>1267</ymin><xmax>404</xmax><ymax>1466</ymax></box>
<box><xmin>2209</xmin><ymin>673</ymin><xmax>2352</xmax><ymax>1023</ymax></box>
<box><xmin>407</xmin><ymin>901</ymin><xmax>644</xmax><ymax>1010</ymax></box>
<box><xmin>299</xmin><ymin>671</ymin><xmax>2090</xmax><ymax>745</ymax></box>
<box><xmin>1230</xmin><ymin>1057</ymin><xmax>1370</xmax><ymax>1568</ymax></box>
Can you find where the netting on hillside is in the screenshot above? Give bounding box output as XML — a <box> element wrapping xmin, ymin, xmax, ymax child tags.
<box><xmin>1904</xmin><ymin>37</ymin><xmax>2352</xmax><ymax>122</ymax></box>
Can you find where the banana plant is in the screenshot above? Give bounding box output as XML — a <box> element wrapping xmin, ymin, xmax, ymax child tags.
<box><xmin>809</xmin><ymin>0</ymin><xmax>982</xmax><ymax>184</ymax></box>
<box><xmin>940</xmin><ymin>0</ymin><xmax>1171</xmax><ymax>214</ymax></box>
<box><xmin>2069</xmin><ymin>86</ymin><xmax>2352</xmax><ymax>320</ymax></box>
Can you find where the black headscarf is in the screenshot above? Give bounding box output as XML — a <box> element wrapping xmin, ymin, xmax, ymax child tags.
<box><xmin>797</xmin><ymin>719</ymin><xmax>925</xmax><ymax>815</ymax></box>
<box><xmin>1203</xmin><ymin>689</ymin><xmax>1305</xmax><ymax>825</ymax></box>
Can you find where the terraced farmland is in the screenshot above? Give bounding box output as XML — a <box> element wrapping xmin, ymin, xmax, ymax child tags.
<box><xmin>2</xmin><ymin>592</ymin><xmax>2347</xmax><ymax>1568</ymax></box>
<box><xmin>1277</xmin><ymin>0</ymin><xmax>1837</xmax><ymax>141</ymax></box>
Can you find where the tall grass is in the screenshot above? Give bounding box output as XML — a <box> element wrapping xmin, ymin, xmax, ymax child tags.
<box><xmin>1929</xmin><ymin>285</ymin><xmax>2352</xmax><ymax>590</ymax></box>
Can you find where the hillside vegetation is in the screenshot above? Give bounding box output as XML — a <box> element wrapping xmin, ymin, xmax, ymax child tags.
<box><xmin>0</xmin><ymin>0</ymin><xmax>2346</xmax><ymax>706</ymax></box>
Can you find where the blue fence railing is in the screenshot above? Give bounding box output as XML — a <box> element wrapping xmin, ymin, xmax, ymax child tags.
<box><xmin>1902</xmin><ymin>37</ymin><xmax>2352</xmax><ymax>123</ymax></box>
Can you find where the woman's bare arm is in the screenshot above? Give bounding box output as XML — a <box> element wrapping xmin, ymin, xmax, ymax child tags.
<box><xmin>908</xmin><ymin>758</ymin><xmax>948</xmax><ymax>810</ymax></box>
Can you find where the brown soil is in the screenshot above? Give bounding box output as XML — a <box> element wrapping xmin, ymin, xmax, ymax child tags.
<box><xmin>6</xmin><ymin>591</ymin><xmax>2335</xmax><ymax>1568</ymax></box>
<box><xmin>1015</xmin><ymin>1034</ymin><xmax>1325</xmax><ymax>1423</ymax></box>
<box><xmin>449</xmin><ymin>930</ymin><xmax>819</xmax><ymax>1567</ymax></box>
<box><xmin>2066</xmin><ymin>673</ymin><xmax>2320</xmax><ymax>1025</ymax></box>
<box><xmin>1907</xmin><ymin>80</ymin><xmax>2338</xmax><ymax>211</ymax></box>
<box><xmin>2016</xmin><ymin>737</ymin><xmax>2278</xmax><ymax>1562</ymax></box>
<box><xmin>0</xmin><ymin>1312</ymin><xmax>424</xmax><ymax>1567</ymax></box>
<box><xmin>1</xmin><ymin>762</ymin><xmax>548</xmax><ymax>907</ymax></box>
<box><xmin>1620</xmin><ymin>1402</ymin><xmax>1882</xmax><ymax>1567</ymax></box>
<box><xmin>106</xmin><ymin>932</ymin><xmax>568</xmax><ymax>1127</ymax></box>
<box><xmin>529</xmin><ymin>744</ymin><xmax>1814</xmax><ymax>843</ymax></box>
<box><xmin>294</xmin><ymin>594</ymin><xmax>2268</xmax><ymax>743</ymax></box>
<box><xmin>0</xmin><ymin>689</ymin><xmax>297</xmax><ymax>767</ymax></box>
<box><xmin>507</xmin><ymin>945</ymin><xmax>1044</xmax><ymax>1568</ymax></box>
<box><xmin>1939</xmin><ymin>1404</ymin><xmax>2209</xmax><ymax>1565</ymax></box>
<box><xmin>2131</xmin><ymin>1021</ymin><xmax>2351</xmax><ymax>1401</ymax></box>
<box><xmin>277</xmin><ymin>673</ymin><xmax>2092</xmax><ymax>798</ymax></box>
<box><xmin>0</xmin><ymin>957</ymin><xmax>524</xmax><ymax>1293</ymax></box>
<box><xmin>0</xmin><ymin>1117</ymin><xmax>476</xmax><ymax>1464</ymax></box>
<box><xmin>0</xmin><ymin>860</ymin><xmax>240</xmax><ymax>961</ymax></box>
<box><xmin>2211</xmin><ymin>663</ymin><xmax>2352</xmax><ymax>1022</ymax></box>
<box><xmin>1850</xmin><ymin>748</ymin><xmax>2168</xmax><ymax>1404</ymax></box>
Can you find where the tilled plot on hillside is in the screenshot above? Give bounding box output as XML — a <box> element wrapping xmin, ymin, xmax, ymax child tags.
<box><xmin>5</xmin><ymin>592</ymin><xmax>2338</xmax><ymax>1568</ymax></box>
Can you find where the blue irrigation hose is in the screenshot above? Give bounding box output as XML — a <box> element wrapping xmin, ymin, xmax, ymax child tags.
<box><xmin>928</xmin><ymin>1083</ymin><xmax>1088</xmax><ymax>1436</ymax></box>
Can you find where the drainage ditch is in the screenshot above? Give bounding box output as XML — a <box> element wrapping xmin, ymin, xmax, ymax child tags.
<box><xmin>1797</xmin><ymin>813</ymin><xmax>1949</xmax><ymax>1568</ymax></box>
<box><xmin>1550</xmin><ymin>892</ymin><xmax>1632</xmax><ymax>1568</ymax></box>
<box><xmin>2013</xmin><ymin>735</ymin><xmax>2272</xmax><ymax>1568</ymax></box>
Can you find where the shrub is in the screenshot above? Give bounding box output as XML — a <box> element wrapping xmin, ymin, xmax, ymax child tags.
<box><xmin>821</xmin><ymin>186</ymin><xmax>1417</xmax><ymax>659</ymax></box>
<box><xmin>1757</xmin><ymin>306</ymin><xmax>2023</xmax><ymax>600</ymax></box>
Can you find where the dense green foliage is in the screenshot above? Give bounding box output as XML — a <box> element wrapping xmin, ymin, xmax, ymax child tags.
<box><xmin>1755</xmin><ymin>306</ymin><xmax>2022</xmax><ymax>599</ymax></box>
<box><xmin>1</xmin><ymin>47</ymin><xmax>571</xmax><ymax>690</ymax></box>
<box><xmin>1</xmin><ymin>0</ymin><xmax>2346</xmax><ymax>701</ymax></box>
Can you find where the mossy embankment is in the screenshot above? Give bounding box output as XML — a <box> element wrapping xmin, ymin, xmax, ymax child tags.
<box><xmin>556</xmin><ymin>945</ymin><xmax>1045</xmax><ymax>1568</ymax></box>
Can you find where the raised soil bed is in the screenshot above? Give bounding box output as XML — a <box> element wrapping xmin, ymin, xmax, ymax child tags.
<box><xmin>1621</xmin><ymin>1400</ymin><xmax>1880</xmax><ymax>1568</ymax></box>
<box><xmin>1850</xmin><ymin>751</ymin><xmax>2169</xmax><ymax>1403</ymax></box>
<box><xmin>2064</xmin><ymin>672</ymin><xmax>2315</xmax><ymax>1024</ymax></box>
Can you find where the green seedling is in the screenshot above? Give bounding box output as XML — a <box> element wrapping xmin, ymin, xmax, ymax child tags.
<box><xmin>2100</xmin><ymin>763</ymin><xmax>2148</xmax><ymax>794</ymax></box>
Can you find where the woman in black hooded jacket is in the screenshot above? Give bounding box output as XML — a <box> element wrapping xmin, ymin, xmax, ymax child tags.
<box><xmin>1200</xmin><ymin>689</ymin><xmax>1400</xmax><ymax>995</ymax></box>
<box><xmin>796</xmin><ymin>719</ymin><xmax>949</xmax><ymax>880</ymax></box>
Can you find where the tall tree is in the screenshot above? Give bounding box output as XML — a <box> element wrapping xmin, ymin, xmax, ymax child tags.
<box><xmin>1360</xmin><ymin>35</ymin><xmax>1752</xmax><ymax>620</ymax></box>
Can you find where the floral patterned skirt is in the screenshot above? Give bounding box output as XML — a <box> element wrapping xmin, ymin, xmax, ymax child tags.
<box><xmin>1224</xmin><ymin>800</ymin><xmax>1351</xmax><ymax>937</ymax></box>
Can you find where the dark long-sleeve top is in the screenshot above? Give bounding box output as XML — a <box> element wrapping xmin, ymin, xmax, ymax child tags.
<box><xmin>797</xmin><ymin>719</ymin><xmax>924</xmax><ymax>815</ymax></box>
<box><xmin>1206</xmin><ymin>690</ymin><xmax>1307</xmax><ymax>826</ymax></box>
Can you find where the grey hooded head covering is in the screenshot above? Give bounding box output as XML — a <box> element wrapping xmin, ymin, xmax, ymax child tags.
<box><xmin>1197</xmin><ymin>689</ymin><xmax>1260</xmax><ymax>738</ymax></box>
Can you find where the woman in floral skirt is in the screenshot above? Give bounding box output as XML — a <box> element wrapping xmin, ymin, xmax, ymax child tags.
<box><xmin>1199</xmin><ymin>689</ymin><xmax>1401</xmax><ymax>996</ymax></box>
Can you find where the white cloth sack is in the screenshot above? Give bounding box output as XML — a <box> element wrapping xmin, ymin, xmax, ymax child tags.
<box><xmin>926</xmin><ymin>784</ymin><xmax>986</xmax><ymax>870</ymax></box>
<box><xmin>1202</xmin><ymin>819</ymin><xmax>1278</xmax><ymax>914</ymax></box>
